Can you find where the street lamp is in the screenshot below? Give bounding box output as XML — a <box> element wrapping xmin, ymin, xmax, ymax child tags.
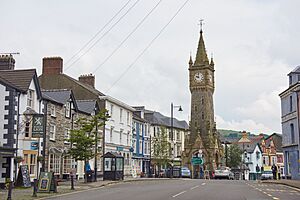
<box><xmin>170</xmin><ymin>103</ymin><xmax>182</xmax><ymax>178</ymax></box>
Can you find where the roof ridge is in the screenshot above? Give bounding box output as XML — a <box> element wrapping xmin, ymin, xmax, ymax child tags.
<box><xmin>42</xmin><ymin>89</ymin><xmax>70</xmax><ymax>92</ymax></box>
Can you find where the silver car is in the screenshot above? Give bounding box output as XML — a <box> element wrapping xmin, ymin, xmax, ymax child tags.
<box><xmin>214</xmin><ymin>167</ymin><xmax>234</xmax><ymax>180</ymax></box>
<box><xmin>261</xmin><ymin>171</ymin><xmax>273</xmax><ymax>180</ymax></box>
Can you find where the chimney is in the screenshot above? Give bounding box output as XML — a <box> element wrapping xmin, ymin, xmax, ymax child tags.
<box><xmin>79</xmin><ymin>74</ymin><xmax>95</xmax><ymax>88</ymax></box>
<box><xmin>42</xmin><ymin>57</ymin><xmax>63</xmax><ymax>75</ymax></box>
<box><xmin>0</xmin><ymin>55</ymin><xmax>15</xmax><ymax>70</ymax></box>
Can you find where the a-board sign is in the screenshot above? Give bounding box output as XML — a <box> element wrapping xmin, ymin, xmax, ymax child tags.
<box><xmin>38</xmin><ymin>172</ymin><xmax>56</xmax><ymax>193</ymax></box>
<box><xmin>16</xmin><ymin>165</ymin><xmax>31</xmax><ymax>187</ymax></box>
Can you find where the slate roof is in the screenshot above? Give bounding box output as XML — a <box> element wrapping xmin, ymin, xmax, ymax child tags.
<box><xmin>0</xmin><ymin>69</ymin><xmax>42</xmax><ymax>99</ymax></box>
<box><xmin>144</xmin><ymin>110</ymin><xmax>189</xmax><ymax>130</ymax></box>
<box><xmin>265</xmin><ymin>133</ymin><xmax>283</xmax><ymax>152</ymax></box>
<box><xmin>76</xmin><ymin>100</ymin><xmax>97</xmax><ymax>115</ymax></box>
<box><xmin>42</xmin><ymin>89</ymin><xmax>78</xmax><ymax>111</ymax></box>
<box><xmin>0</xmin><ymin>69</ymin><xmax>38</xmax><ymax>92</ymax></box>
<box><xmin>42</xmin><ymin>89</ymin><xmax>72</xmax><ymax>104</ymax></box>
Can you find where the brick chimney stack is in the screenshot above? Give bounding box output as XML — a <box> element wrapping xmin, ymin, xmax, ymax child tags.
<box><xmin>0</xmin><ymin>55</ymin><xmax>15</xmax><ymax>70</ymax></box>
<box><xmin>42</xmin><ymin>57</ymin><xmax>63</xmax><ymax>75</ymax></box>
<box><xmin>79</xmin><ymin>74</ymin><xmax>95</xmax><ymax>88</ymax></box>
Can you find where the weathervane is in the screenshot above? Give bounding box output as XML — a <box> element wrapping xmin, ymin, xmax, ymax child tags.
<box><xmin>198</xmin><ymin>19</ymin><xmax>204</xmax><ymax>33</ymax></box>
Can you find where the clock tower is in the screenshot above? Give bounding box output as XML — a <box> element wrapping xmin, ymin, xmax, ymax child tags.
<box><xmin>184</xmin><ymin>26</ymin><xmax>221</xmax><ymax>172</ymax></box>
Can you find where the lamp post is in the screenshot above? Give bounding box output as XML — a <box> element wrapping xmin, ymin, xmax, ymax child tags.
<box><xmin>170</xmin><ymin>103</ymin><xmax>182</xmax><ymax>178</ymax></box>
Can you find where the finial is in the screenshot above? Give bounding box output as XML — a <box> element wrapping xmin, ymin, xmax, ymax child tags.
<box><xmin>198</xmin><ymin>19</ymin><xmax>204</xmax><ymax>33</ymax></box>
<box><xmin>210</xmin><ymin>52</ymin><xmax>214</xmax><ymax>66</ymax></box>
<box><xmin>189</xmin><ymin>51</ymin><xmax>193</xmax><ymax>65</ymax></box>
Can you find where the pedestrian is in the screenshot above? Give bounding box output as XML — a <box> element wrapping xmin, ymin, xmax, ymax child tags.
<box><xmin>271</xmin><ymin>164</ymin><xmax>277</xmax><ymax>180</ymax></box>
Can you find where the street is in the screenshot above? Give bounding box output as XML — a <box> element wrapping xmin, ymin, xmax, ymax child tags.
<box><xmin>40</xmin><ymin>179</ymin><xmax>300</xmax><ymax>200</ymax></box>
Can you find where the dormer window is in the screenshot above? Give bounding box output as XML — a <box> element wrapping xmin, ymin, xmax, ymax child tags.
<box><xmin>289</xmin><ymin>75</ymin><xmax>292</xmax><ymax>85</ymax></box>
<box><xmin>65</xmin><ymin>102</ymin><xmax>71</xmax><ymax>118</ymax></box>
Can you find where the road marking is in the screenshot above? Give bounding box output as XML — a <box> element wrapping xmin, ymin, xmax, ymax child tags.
<box><xmin>190</xmin><ymin>185</ymin><xmax>199</xmax><ymax>190</ymax></box>
<box><xmin>273</xmin><ymin>197</ymin><xmax>280</xmax><ymax>200</ymax></box>
<box><xmin>267</xmin><ymin>194</ymin><xmax>272</xmax><ymax>197</ymax></box>
<box><xmin>172</xmin><ymin>190</ymin><xmax>187</xmax><ymax>198</ymax></box>
<box><xmin>201</xmin><ymin>183</ymin><xmax>206</xmax><ymax>186</ymax></box>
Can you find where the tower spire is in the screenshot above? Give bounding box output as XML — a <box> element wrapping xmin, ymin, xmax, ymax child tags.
<box><xmin>189</xmin><ymin>51</ymin><xmax>193</xmax><ymax>65</ymax></box>
<box><xmin>194</xmin><ymin>19</ymin><xmax>209</xmax><ymax>65</ymax></box>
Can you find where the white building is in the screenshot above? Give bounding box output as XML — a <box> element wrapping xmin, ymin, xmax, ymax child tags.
<box><xmin>99</xmin><ymin>95</ymin><xmax>135</xmax><ymax>176</ymax></box>
<box><xmin>0</xmin><ymin>56</ymin><xmax>42</xmax><ymax>186</ymax></box>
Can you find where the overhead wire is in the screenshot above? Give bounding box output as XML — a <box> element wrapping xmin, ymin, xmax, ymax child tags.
<box><xmin>92</xmin><ymin>0</ymin><xmax>163</xmax><ymax>74</ymax></box>
<box><xmin>64</xmin><ymin>0</ymin><xmax>133</xmax><ymax>67</ymax></box>
<box><xmin>105</xmin><ymin>0</ymin><xmax>191</xmax><ymax>93</ymax></box>
<box><xmin>65</xmin><ymin>0</ymin><xmax>140</xmax><ymax>71</ymax></box>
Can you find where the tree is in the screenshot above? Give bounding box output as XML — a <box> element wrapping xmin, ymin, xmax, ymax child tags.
<box><xmin>68</xmin><ymin>109</ymin><xmax>109</xmax><ymax>183</ymax></box>
<box><xmin>151</xmin><ymin>127</ymin><xmax>171</xmax><ymax>176</ymax></box>
<box><xmin>227</xmin><ymin>144</ymin><xmax>242</xmax><ymax>168</ymax></box>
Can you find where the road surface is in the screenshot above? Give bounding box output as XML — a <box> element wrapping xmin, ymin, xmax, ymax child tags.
<box><xmin>42</xmin><ymin>179</ymin><xmax>300</xmax><ymax>200</ymax></box>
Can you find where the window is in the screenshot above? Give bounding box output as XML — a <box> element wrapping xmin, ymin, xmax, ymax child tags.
<box><xmin>202</xmin><ymin>97</ymin><xmax>204</xmax><ymax>105</ymax></box>
<box><xmin>153</xmin><ymin>127</ymin><xmax>156</xmax><ymax>137</ymax></box>
<box><xmin>133</xmin><ymin>138</ymin><xmax>136</xmax><ymax>153</ymax></box>
<box><xmin>65</xmin><ymin>102</ymin><xmax>71</xmax><ymax>118</ymax></box>
<box><xmin>289</xmin><ymin>96</ymin><xmax>293</xmax><ymax>112</ymax></box>
<box><xmin>291</xmin><ymin>123</ymin><xmax>295</xmax><ymax>143</ymax></box>
<box><xmin>64</xmin><ymin>128</ymin><xmax>70</xmax><ymax>143</ymax></box>
<box><xmin>49</xmin><ymin>153</ymin><xmax>60</xmax><ymax>174</ymax></box>
<box><xmin>110</xmin><ymin>127</ymin><xmax>114</xmax><ymax>142</ymax></box>
<box><xmin>50</xmin><ymin>124</ymin><xmax>56</xmax><ymax>141</ymax></box>
<box><xmin>177</xmin><ymin>144</ymin><xmax>181</xmax><ymax>156</ymax></box>
<box><xmin>202</xmin><ymin>112</ymin><xmax>204</xmax><ymax>120</ymax></box>
<box><xmin>195</xmin><ymin>105</ymin><xmax>198</xmax><ymax>111</ymax></box>
<box><xmin>120</xmin><ymin>129</ymin><xmax>123</xmax><ymax>144</ymax></box>
<box><xmin>176</xmin><ymin>131</ymin><xmax>180</xmax><ymax>141</ymax></box>
<box><xmin>144</xmin><ymin>142</ymin><xmax>148</xmax><ymax>154</ymax></box>
<box><xmin>27</xmin><ymin>90</ymin><xmax>34</xmax><ymax>108</ymax></box>
<box><xmin>110</xmin><ymin>104</ymin><xmax>114</xmax><ymax>117</ymax></box>
<box><xmin>289</xmin><ymin>75</ymin><xmax>292</xmax><ymax>85</ymax></box>
<box><xmin>127</xmin><ymin>131</ymin><xmax>130</xmax><ymax>146</ymax></box>
<box><xmin>120</xmin><ymin>108</ymin><xmax>123</xmax><ymax>123</ymax></box>
<box><xmin>23</xmin><ymin>152</ymin><xmax>37</xmax><ymax>175</ymax></box>
<box><xmin>298</xmin><ymin>75</ymin><xmax>300</xmax><ymax>82</ymax></box>
<box><xmin>25</xmin><ymin>122</ymin><xmax>30</xmax><ymax>138</ymax></box>
<box><xmin>63</xmin><ymin>156</ymin><xmax>76</xmax><ymax>174</ymax></box>
<box><xmin>139</xmin><ymin>140</ymin><xmax>142</xmax><ymax>154</ymax></box>
<box><xmin>127</xmin><ymin>112</ymin><xmax>130</xmax><ymax>125</ymax></box>
<box><xmin>50</xmin><ymin>104</ymin><xmax>56</xmax><ymax>117</ymax></box>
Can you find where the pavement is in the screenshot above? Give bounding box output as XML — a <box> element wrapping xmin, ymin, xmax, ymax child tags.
<box><xmin>261</xmin><ymin>179</ymin><xmax>300</xmax><ymax>190</ymax></box>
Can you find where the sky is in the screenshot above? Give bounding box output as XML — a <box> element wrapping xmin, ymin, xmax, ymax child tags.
<box><xmin>1</xmin><ymin>0</ymin><xmax>299</xmax><ymax>135</ymax></box>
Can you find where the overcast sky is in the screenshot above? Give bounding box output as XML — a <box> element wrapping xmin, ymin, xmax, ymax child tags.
<box><xmin>1</xmin><ymin>0</ymin><xmax>299</xmax><ymax>134</ymax></box>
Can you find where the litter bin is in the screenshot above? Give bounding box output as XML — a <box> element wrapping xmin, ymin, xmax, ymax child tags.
<box><xmin>86</xmin><ymin>170</ymin><xmax>94</xmax><ymax>182</ymax></box>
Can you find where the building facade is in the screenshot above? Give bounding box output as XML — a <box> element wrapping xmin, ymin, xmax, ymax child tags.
<box><xmin>0</xmin><ymin>56</ymin><xmax>43</xmax><ymax>186</ymax></box>
<box><xmin>279</xmin><ymin>66</ymin><xmax>300</xmax><ymax>179</ymax></box>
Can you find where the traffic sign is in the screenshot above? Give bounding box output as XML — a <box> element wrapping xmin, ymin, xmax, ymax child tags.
<box><xmin>191</xmin><ymin>157</ymin><xmax>203</xmax><ymax>165</ymax></box>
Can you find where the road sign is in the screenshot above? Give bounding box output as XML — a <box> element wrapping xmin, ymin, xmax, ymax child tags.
<box><xmin>191</xmin><ymin>157</ymin><xmax>203</xmax><ymax>165</ymax></box>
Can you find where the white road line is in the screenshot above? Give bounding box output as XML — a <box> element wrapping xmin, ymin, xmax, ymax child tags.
<box><xmin>273</xmin><ymin>197</ymin><xmax>280</xmax><ymax>200</ymax></box>
<box><xmin>172</xmin><ymin>190</ymin><xmax>187</xmax><ymax>198</ymax></box>
<box><xmin>201</xmin><ymin>183</ymin><xmax>206</xmax><ymax>186</ymax></box>
<box><xmin>190</xmin><ymin>185</ymin><xmax>199</xmax><ymax>190</ymax></box>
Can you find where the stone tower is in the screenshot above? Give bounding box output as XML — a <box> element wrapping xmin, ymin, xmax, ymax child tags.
<box><xmin>184</xmin><ymin>26</ymin><xmax>221</xmax><ymax>172</ymax></box>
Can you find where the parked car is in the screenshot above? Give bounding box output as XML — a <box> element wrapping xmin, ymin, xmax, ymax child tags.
<box><xmin>214</xmin><ymin>167</ymin><xmax>234</xmax><ymax>180</ymax></box>
<box><xmin>181</xmin><ymin>167</ymin><xmax>191</xmax><ymax>178</ymax></box>
<box><xmin>261</xmin><ymin>171</ymin><xmax>273</xmax><ymax>180</ymax></box>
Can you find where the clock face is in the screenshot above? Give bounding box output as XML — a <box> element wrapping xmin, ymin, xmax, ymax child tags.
<box><xmin>194</xmin><ymin>72</ymin><xmax>203</xmax><ymax>82</ymax></box>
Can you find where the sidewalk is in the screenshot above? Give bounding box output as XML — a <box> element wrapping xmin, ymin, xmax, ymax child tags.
<box><xmin>0</xmin><ymin>177</ymin><xmax>165</xmax><ymax>200</ymax></box>
<box><xmin>261</xmin><ymin>179</ymin><xmax>300</xmax><ymax>190</ymax></box>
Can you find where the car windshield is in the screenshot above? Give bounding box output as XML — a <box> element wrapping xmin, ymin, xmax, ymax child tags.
<box><xmin>182</xmin><ymin>167</ymin><xmax>189</xmax><ymax>170</ymax></box>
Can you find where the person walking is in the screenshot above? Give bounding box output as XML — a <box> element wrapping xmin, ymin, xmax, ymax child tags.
<box><xmin>271</xmin><ymin>164</ymin><xmax>277</xmax><ymax>180</ymax></box>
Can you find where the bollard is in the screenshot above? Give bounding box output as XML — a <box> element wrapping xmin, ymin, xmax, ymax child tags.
<box><xmin>32</xmin><ymin>179</ymin><xmax>38</xmax><ymax>197</ymax></box>
<box><xmin>7</xmin><ymin>181</ymin><xmax>13</xmax><ymax>200</ymax></box>
<box><xmin>71</xmin><ymin>173</ymin><xmax>75</xmax><ymax>190</ymax></box>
